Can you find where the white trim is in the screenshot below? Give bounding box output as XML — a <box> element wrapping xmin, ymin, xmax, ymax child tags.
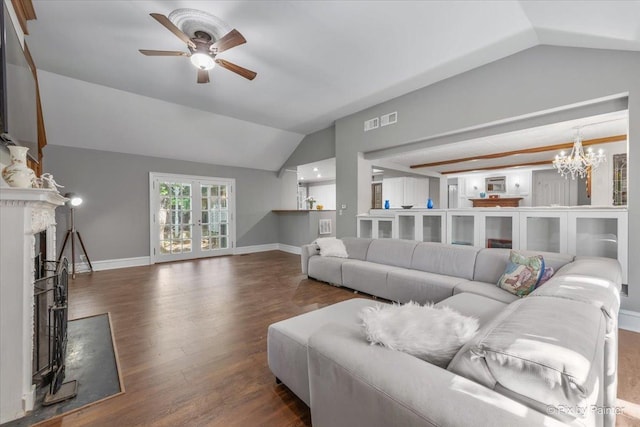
<box><xmin>75</xmin><ymin>256</ymin><xmax>151</xmax><ymax>273</ymax></box>
<box><xmin>71</xmin><ymin>245</ymin><xmax>302</xmax><ymax>272</ymax></box>
<box><xmin>619</xmin><ymin>309</ymin><xmax>640</xmax><ymax>333</ymax></box>
<box><xmin>72</xmin><ymin>244</ymin><xmax>304</xmax><ymax>273</ymax></box>
<box><xmin>278</xmin><ymin>244</ymin><xmax>302</xmax><ymax>255</ymax></box>
<box><xmin>234</xmin><ymin>244</ymin><xmax>280</xmax><ymax>255</ymax></box>
<box><xmin>234</xmin><ymin>243</ymin><xmax>301</xmax><ymax>255</ymax></box>
<box><xmin>149</xmin><ymin>172</ymin><xmax>236</xmax><ymax>264</ymax></box>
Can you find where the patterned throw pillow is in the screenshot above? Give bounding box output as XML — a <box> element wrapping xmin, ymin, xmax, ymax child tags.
<box><xmin>497</xmin><ymin>251</ymin><xmax>545</xmax><ymax>297</ymax></box>
<box><xmin>535</xmin><ymin>266</ymin><xmax>555</xmax><ymax>289</ymax></box>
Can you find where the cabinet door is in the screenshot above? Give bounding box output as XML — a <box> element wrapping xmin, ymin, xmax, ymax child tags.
<box><xmin>519</xmin><ymin>211</ymin><xmax>567</xmax><ymax>253</ymax></box>
<box><xmin>568</xmin><ymin>211</ymin><xmax>628</xmax><ymax>283</ymax></box>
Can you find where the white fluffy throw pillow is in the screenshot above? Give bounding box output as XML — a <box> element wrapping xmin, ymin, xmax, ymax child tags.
<box><xmin>360</xmin><ymin>302</ymin><xmax>479</xmax><ymax>367</ymax></box>
<box><xmin>315</xmin><ymin>237</ymin><xmax>348</xmax><ymax>258</ymax></box>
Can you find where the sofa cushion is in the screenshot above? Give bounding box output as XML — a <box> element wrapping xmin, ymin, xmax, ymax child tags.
<box><xmin>453</xmin><ymin>281</ymin><xmax>518</xmax><ymax>304</ymax></box>
<box><xmin>341</xmin><ymin>237</ymin><xmax>373</xmax><ymax>261</ymax></box>
<box><xmin>554</xmin><ymin>256</ymin><xmax>623</xmax><ymax>286</ymax></box>
<box><xmin>436</xmin><ymin>293</ymin><xmax>507</xmax><ymax>326</ymax></box>
<box><xmin>386</xmin><ymin>269</ymin><xmax>465</xmax><ymax>304</ymax></box>
<box><xmin>410</xmin><ymin>243</ymin><xmax>480</xmax><ymax>280</ymax></box>
<box><xmin>268</xmin><ymin>298</ymin><xmax>380</xmax><ymax>406</ymax></box>
<box><xmin>366</xmin><ymin>239</ymin><xmax>418</xmax><ymax>269</ymax></box>
<box><xmin>496</xmin><ymin>251</ymin><xmax>544</xmax><ymax>297</ymax></box>
<box><xmin>342</xmin><ymin>260</ymin><xmax>403</xmax><ymax>297</ymax></box>
<box><xmin>448</xmin><ymin>296</ymin><xmax>605</xmax><ymax>414</ymax></box>
<box><xmin>530</xmin><ymin>274</ymin><xmax>621</xmax><ymax>331</ymax></box>
<box><xmin>308</xmin><ymin>256</ymin><xmax>350</xmax><ymax>285</ymax></box>
<box><xmin>473</xmin><ymin>248</ymin><xmax>574</xmax><ymax>284</ymax></box>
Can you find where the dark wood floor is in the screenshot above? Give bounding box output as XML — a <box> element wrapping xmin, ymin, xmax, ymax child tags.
<box><xmin>37</xmin><ymin>251</ymin><xmax>639</xmax><ymax>427</ymax></box>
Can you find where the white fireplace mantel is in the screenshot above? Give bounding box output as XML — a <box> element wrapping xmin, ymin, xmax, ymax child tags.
<box><xmin>0</xmin><ymin>187</ymin><xmax>66</xmax><ymax>423</ymax></box>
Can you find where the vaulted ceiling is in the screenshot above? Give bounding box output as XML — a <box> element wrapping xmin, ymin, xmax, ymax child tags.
<box><xmin>27</xmin><ymin>1</ymin><xmax>640</xmax><ymax>171</ymax></box>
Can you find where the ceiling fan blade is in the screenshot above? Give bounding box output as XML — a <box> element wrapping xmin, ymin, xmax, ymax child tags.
<box><xmin>210</xmin><ymin>29</ymin><xmax>246</xmax><ymax>54</ymax></box>
<box><xmin>215</xmin><ymin>59</ymin><xmax>257</xmax><ymax>80</ymax></box>
<box><xmin>197</xmin><ymin>69</ymin><xmax>210</xmax><ymax>84</ymax></box>
<box><xmin>139</xmin><ymin>49</ymin><xmax>188</xmax><ymax>57</ymax></box>
<box><xmin>150</xmin><ymin>13</ymin><xmax>196</xmax><ymax>49</ymax></box>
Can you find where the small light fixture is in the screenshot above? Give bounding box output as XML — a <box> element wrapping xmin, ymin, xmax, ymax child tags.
<box><xmin>313</xmin><ymin>167</ymin><xmax>319</xmax><ymax>172</ymax></box>
<box><xmin>60</xmin><ymin>192</ymin><xmax>92</xmax><ymax>278</ymax></box>
<box><xmin>317</xmin><ymin>173</ymin><xmax>322</xmax><ymax>178</ymax></box>
<box><xmin>299</xmin><ymin>176</ymin><xmax>304</xmax><ymax>180</ymax></box>
<box><xmin>190</xmin><ymin>52</ymin><xmax>215</xmax><ymax>70</ymax></box>
<box><xmin>65</xmin><ymin>192</ymin><xmax>83</xmax><ymax>207</ymax></box>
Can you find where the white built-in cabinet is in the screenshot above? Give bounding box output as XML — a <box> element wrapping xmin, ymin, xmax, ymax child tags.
<box><xmin>396</xmin><ymin>210</ymin><xmax>446</xmax><ymax>242</ymax></box>
<box><xmin>382</xmin><ymin>177</ymin><xmax>429</xmax><ymax>208</ymax></box>
<box><xmin>357</xmin><ymin>207</ymin><xmax>628</xmax><ymax>284</ymax></box>
<box><xmin>519</xmin><ymin>210</ymin><xmax>568</xmax><ymax>254</ymax></box>
<box><xmin>356</xmin><ymin>215</ymin><xmax>395</xmax><ymax>239</ymax></box>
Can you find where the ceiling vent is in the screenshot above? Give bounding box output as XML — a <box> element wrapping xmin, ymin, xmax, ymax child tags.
<box><xmin>364</xmin><ymin>117</ymin><xmax>379</xmax><ymax>132</ymax></box>
<box><xmin>381</xmin><ymin>112</ymin><xmax>398</xmax><ymax>127</ymax></box>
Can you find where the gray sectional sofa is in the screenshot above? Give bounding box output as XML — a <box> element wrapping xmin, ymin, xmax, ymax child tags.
<box><xmin>268</xmin><ymin>238</ymin><xmax>623</xmax><ymax>427</ymax></box>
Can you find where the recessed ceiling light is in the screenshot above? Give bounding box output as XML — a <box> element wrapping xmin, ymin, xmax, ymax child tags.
<box><xmin>317</xmin><ymin>174</ymin><xmax>322</xmax><ymax>178</ymax></box>
<box><xmin>300</xmin><ymin>176</ymin><xmax>304</xmax><ymax>180</ymax></box>
<box><xmin>313</xmin><ymin>167</ymin><xmax>319</xmax><ymax>172</ymax></box>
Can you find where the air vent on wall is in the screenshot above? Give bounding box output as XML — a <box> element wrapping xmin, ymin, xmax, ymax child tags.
<box><xmin>364</xmin><ymin>117</ymin><xmax>379</xmax><ymax>132</ymax></box>
<box><xmin>381</xmin><ymin>112</ymin><xmax>398</xmax><ymax>127</ymax></box>
<box><xmin>319</xmin><ymin>219</ymin><xmax>332</xmax><ymax>235</ymax></box>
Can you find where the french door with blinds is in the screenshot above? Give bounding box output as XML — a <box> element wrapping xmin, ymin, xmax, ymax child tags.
<box><xmin>150</xmin><ymin>173</ymin><xmax>236</xmax><ymax>263</ymax></box>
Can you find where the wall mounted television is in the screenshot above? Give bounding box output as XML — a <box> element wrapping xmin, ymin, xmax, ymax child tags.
<box><xmin>0</xmin><ymin>2</ymin><xmax>38</xmax><ymax>162</ymax></box>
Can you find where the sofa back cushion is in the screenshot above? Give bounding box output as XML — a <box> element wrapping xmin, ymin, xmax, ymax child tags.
<box><xmin>531</xmin><ymin>271</ymin><xmax>621</xmax><ymax>332</ymax></box>
<box><xmin>554</xmin><ymin>256</ymin><xmax>623</xmax><ymax>286</ymax></box>
<box><xmin>448</xmin><ymin>296</ymin><xmax>604</xmax><ymax>417</ymax></box>
<box><xmin>341</xmin><ymin>237</ymin><xmax>373</xmax><ymax>261</ymax></box>
<box><xmin>410</xmin><ymin>243</ymin><xmax>480</xmax><ymax>280</ymax></box>
<box><xmin>473</xmin><ymin>248</ymin><xmax>574</xmax><ymax>284</ymax></box>
<box><xmin>366</xmin><ymin>239</ymin><xmax>418</xmax><ymax>268</ymax></box>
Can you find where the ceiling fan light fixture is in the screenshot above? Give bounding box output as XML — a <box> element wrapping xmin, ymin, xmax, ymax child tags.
<box><xmin>190</xmin><ymin>52</ymin><xmax>215</xmax><ymax>70</ymax></box>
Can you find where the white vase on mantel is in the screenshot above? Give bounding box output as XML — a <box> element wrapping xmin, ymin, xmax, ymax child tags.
<box><xmin>1</xmin><ymin>146</ymin><xmax>36</xmax><ymax>188</ymax></box>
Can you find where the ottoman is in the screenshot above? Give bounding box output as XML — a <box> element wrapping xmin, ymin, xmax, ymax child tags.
<box><xmin>267</xmin><ymin>298</ymin><xmax>380</xmax><ymax>405</ymax></box>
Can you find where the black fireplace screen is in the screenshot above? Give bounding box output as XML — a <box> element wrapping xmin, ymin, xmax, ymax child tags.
<box><xmin>32</xmin><ymin>257</ymin><xmax>70</xmax><ymax>394</ymax></box>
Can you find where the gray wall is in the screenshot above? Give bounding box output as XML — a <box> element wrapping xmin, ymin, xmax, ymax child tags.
<box><xmin>277</xmin><ymin>211</ymin><xmax>336</xmax><ymax>247</ymax></box>
<box><xmin>280</xmin><ymin>125</ymin><xmax>335</xmax><ymax>170</ymax></box>
<box><xmin>44</xmin><ymin>145</ymin><xmax>282</xmax><ymax>262</ymax></box>
<box><xmin>333</xmin><ymin>45</ymin><xmax>640</xmax><ymax>311</ymax></box>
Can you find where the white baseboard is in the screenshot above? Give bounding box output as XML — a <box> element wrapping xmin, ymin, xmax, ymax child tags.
<box><xmin>234</xmin><ymin>243</ymin><xmax>279</xmax><ymax>255</ymax></box>
<box><xmin>619</xmin><ymin>309</ymin><xmax>640</xmax><ymax>333</ymax></box>
<box><xmin>71</xmin><ymin>244</ymin><xmax>302</xmax><ymax>273</ymax></box>
<box><xmin>277</xmin><ymin>244</ymin><xmax>302</xmax><ymax>255</ymax></box>
<box><xmin>74</xmin><ymin>256</ymin><xmax>150</xmax><ymax>273</ymax></box>
<box><xmin>234</xmin><ymin>243</ymin><xmax>301</xmax><ymax>255</ymax></box>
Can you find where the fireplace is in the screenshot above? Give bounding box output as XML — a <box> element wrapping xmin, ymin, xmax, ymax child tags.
<box><xmin>0</xmin><ymin>188</ymin><xmax>66</xmax><ymax>423</ymax></box>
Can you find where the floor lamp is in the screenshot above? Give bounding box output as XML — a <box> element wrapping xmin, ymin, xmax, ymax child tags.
<box><xmin>57</xmin><ymin>193</ymin><xmax>93</xmax><ymax>279</ymax></box>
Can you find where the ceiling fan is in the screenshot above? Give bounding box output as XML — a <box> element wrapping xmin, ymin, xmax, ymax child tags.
<box><xmin>139</xmin><ymin>13</ymin><xmax>257</xmax><ymax>84</ymax></box>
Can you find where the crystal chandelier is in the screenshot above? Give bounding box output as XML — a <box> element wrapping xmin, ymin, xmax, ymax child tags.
<box><xmin>552</xmin><ymin>130</ymin><xmax>606</xmax><ymax>179</ymax></box>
